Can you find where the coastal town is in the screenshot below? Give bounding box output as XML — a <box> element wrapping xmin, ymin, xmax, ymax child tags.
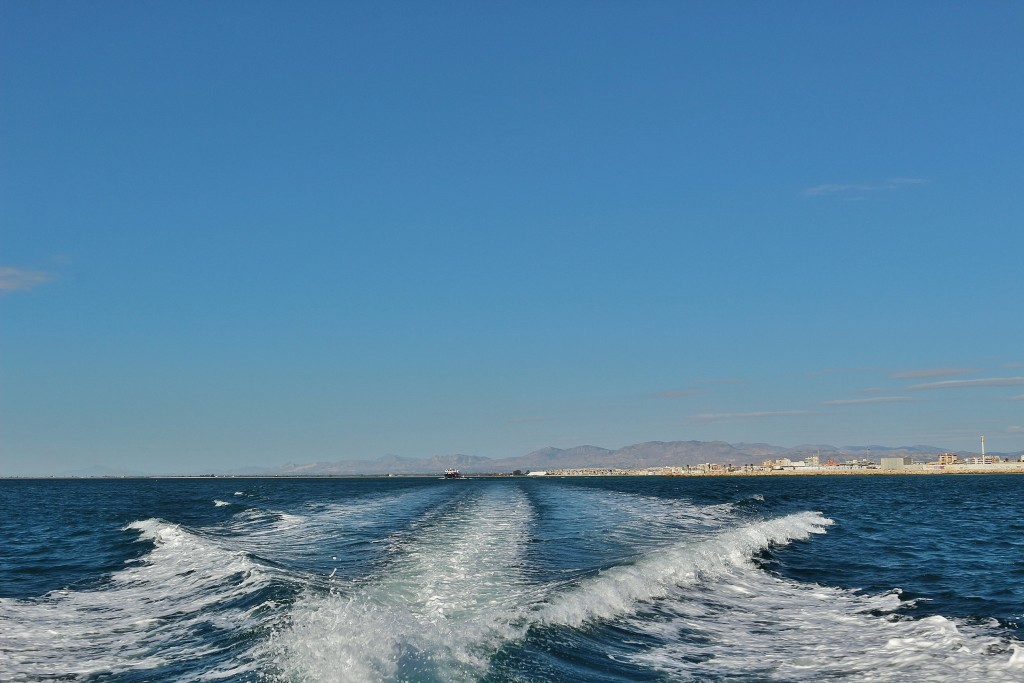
<box><xmin>529</xmin><ymin>450</ymin><xmax>1024</xmax><ymax>477</ymax></box>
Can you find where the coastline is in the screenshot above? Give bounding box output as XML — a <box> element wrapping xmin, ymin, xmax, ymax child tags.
<box><xmin>6</xmin><ymin>463</ymin><xmax>1024</xmax><ymax>480</ymax></box>
<box><xmin>538</xmin><ymin>463</ymin><xmax>1024</xmax><ymax>477</ymax></box>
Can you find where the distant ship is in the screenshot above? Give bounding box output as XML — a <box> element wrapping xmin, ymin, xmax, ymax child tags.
<box><xmin>442</xmin><ymin>468</ymin><xmax>463</xmax><ymax>479</ymax></box>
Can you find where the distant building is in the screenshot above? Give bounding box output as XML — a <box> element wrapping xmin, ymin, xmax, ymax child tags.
<box><xmin>964</xmin><ymin>456</ymin><xmax>1001</xmax><ymax>465</ymax></box>
<box><xmin>880</xmin><ymin>456</ymin><xmax>913</xmax><ymax>470</ymax></box>
<box><xmin>845</xmin><ymin>458</ymin><xmax>873</xmax><ymax>467</ymax></box>
<box><xmin>937</xmin><ymin>453</ymin><xmax>959</xmax><ymax>466</ymax></box>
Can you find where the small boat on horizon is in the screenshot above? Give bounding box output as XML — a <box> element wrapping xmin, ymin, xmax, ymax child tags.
<box><xmin>443</xmin><ymin>468</ymin><xmax>463</xmax><ymax>479</ymax></box>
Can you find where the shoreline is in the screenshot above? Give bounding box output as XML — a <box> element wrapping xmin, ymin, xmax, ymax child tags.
<box><xmin>5</xmin><ymin>465</ymin><xmax>1024</xmax><ymax>480</ymax></box>
<box><xmin>679</xmin><ymin>467</ymin><xmax>1024</xmax><ymax>476</ymax></box>
<box><xmin>536</xmin><ymin>463</ymin><xmax>1024</xmax><ymax>477</ymax></box>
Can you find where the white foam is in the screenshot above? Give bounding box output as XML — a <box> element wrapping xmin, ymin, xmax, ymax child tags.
<box><xmin>531</xmin><ymin>484</ymin><xmax>737</xmax><ymax>550</ymax></box>
<box><xmin>263</xmin><ymin>502</ymin><xmax>834</xmax><ymax>682</ymax></box>
<box><xmin>251</xmin><ymin>494</ymin><xmax>1024</xmax><ymax>682</ymax></box>
<box><xmin>213</xmin><ymin>499</ymin><xmax>230</xmax><ymax>507</ymax></box>
<box><xmin>621</xmin><ymin>552</ymin><xmax>1024</xmax><ymax>682</ymax></box>
<box><xmin>0</xmin><ymin>519</ymin><xmax>274</xmax><ymax>680</ymax></box>
<box><xmin>537</xmin><ymin>511</ymin><xmax>833</xmax><ymax>628</ymax></box>
<box><xmin>221</xmin><ymin>487</ymin><xmax>449</xmax><ymax>562</ymax></box>
<box><xmin>265</xmin><ymin>486</ymin><xmax>536</xmax><ymax>682</ymax></box>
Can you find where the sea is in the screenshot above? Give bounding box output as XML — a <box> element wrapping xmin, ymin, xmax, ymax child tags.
<box><xmin>1</xmin><ymin>474</ymin><xmax>1023</xmax><ymax>682</ymax></box>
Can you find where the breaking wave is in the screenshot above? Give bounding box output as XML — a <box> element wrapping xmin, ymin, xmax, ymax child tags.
<box><xmin>0</xmin><ymin>519</ymin><xmax>273</xmax><ymax>680</ymax></box>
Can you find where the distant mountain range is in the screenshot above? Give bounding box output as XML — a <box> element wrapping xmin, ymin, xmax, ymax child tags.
<box><xmin>247</xmin><ymin>441</ymin><xmax>1019</xmax><ymax>476</ymax></box>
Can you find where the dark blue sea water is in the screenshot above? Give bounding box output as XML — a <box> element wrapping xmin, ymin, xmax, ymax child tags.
<box><xmin>2</xmin><ymin>475</ymin><xmax>1023</xmax><ymax>682</ymax></box>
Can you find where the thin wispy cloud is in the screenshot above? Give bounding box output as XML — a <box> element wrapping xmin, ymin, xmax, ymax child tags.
<box><xmin>1008</xmin><ymin>395</ymin><xmax>1024</xmax><ymax>402</ymax></box>
<box><xmin>651</xmin><ymin>389</ymin><xmax>702</xmax><ymax>399</ymax></box>
<box><xmin>692</xmin><ymin>410</ymin><xmax>817</xmax><ymax>422</ymax></box>
<box><xmin>822</xmin><ymin>396</ymin><xmax>916</xmax><ymax>406</ymax></box>
<box><xmin>0</xmin><ymin>266</ymin><xmax>55</xmax><ymax>294</ymax></box>
<box><xmin>908</xmin><ymin>377</ymin><xmax>1024</xmax><ymax>390</ymax></box>
<box><xmin>1007</xmin><ymin>426</ymin><xmax>1024</xmax><ymax>434</ymax></box>
<box><xmin>890</xmin><ymin>367</ymin><xmax>975</xmax><ymax>380</ymax></box>
<box><xmin>803</xmin><ymin>177</ymin><xmax>928</xmax><ymax>198</ymax></box>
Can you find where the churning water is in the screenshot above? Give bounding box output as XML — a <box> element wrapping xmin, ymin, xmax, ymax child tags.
<box><xmin>2</xmin><ymin>474</ymin><xmax>1022</xmax><ymax>681</ymax></box>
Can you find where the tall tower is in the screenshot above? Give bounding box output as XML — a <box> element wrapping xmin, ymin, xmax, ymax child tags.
<box><xmin>981</xmin><ymin>435</ymin><xmax>986</xmax><ymax>461</ymax></box>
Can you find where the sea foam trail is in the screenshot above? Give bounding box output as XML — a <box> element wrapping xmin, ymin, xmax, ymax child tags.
<box><xmin>623</xmin><ymin>559</ymin><xmax>1024</xmax><ymax>682</ymax></box>
<box><xmin>530</xmin><ymin>508</ymin><xmax>1021</xmax><ymax>681</ymax></box>
<box><xmin>266</xmin><ymin>485</ymin><xmax>536</xmax><ymax>683</ymax></box>
<box><xmin>536</xmin><ymin>511</ymin><xmax>833</xmax><ymax>628</ymax></box>
<box><xmin>266</xmin><ymin>506</ymin><xmax>834</xmax><ymax>682</ymax></box>
<box><xmin>221</xmin><ymin>486</ymin><xmax>450</xmax><ymax>562</ymax></box>
<box><xmin>529</xmin><ymin>483</ymin><xmax>738</xmax><ymax>549</ymax></box>
<box><xmin>0</xmin><ymin>519</ymin><xmax>271</xmax><ymax>681</ymax></box>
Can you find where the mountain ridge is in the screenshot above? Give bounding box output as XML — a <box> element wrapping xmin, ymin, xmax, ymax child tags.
<box><xmin>254</xmin><ymin>440</ymin><xmax>1010</xmax><ymax>476</ymax></box>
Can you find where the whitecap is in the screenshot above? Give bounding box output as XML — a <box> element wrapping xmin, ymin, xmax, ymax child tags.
<box><xmin>618</xmin><ymin>549</ymin><xmax>1023</xmax><ymax>682</ymax></box>
<box><xmin>0</xmin><ymin>519</ymin><xmax>276</xmax><ymax>680</ymax></box>
<box><xmin>535</xmin><ymin>511</ymin><xmax>833</xmax><ymax>628</ymax></box>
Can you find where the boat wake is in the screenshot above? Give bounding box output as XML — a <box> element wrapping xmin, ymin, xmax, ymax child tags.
<box><xmin>264</xmin><ymin>485</ymin><xmax>536</xmax><ymax>682</ymax></box>
<box><xmin>623</xmin><ymin>565</ymin><xmax>1024</xmax><ymax>682</ymax></box>
<box><xmin>2</xmin><ymin>482</ymin><xmax>1021</xmax><ymax>682</ymax></box>
<box><xmin>0</xmin><ymin>519</ymin><xmax>272</xmax><ymax>681</ymax></box>
<box><xmin>535</xmin><ymin>510</ymin><xmax>833</xmax><ymax>628</ymax></box>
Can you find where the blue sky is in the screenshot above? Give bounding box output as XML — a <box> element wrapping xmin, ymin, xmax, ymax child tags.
<box><xmin>2</xmin><ymin>2</ymin><xmax>1022</xmax><ymax>475</ymax></box>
